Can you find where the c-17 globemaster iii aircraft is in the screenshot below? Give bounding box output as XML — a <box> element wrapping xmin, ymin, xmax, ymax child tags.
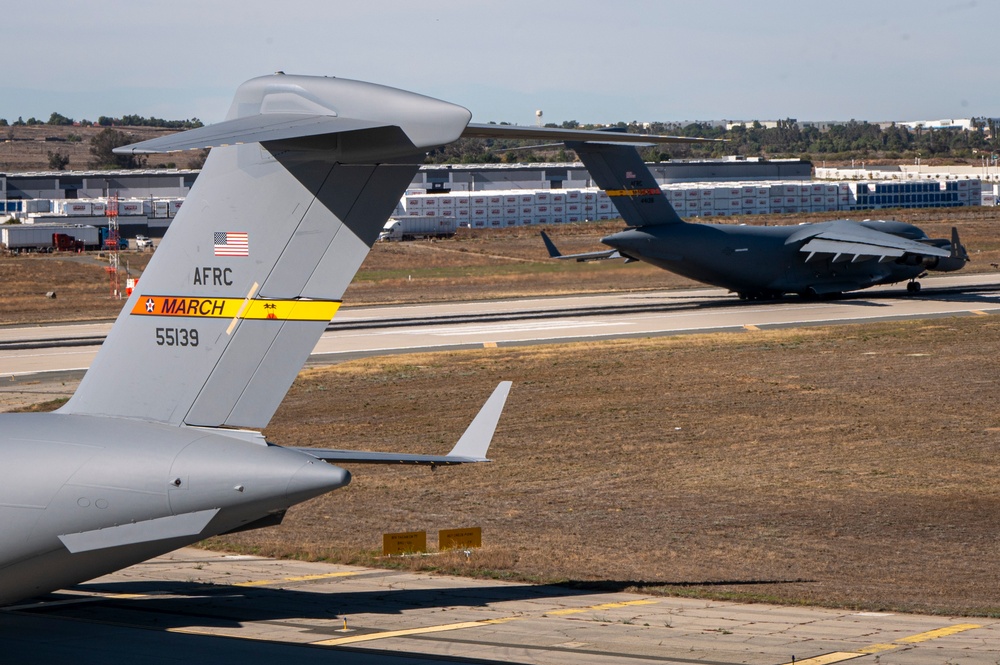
<box><xmin>0</xmin><ymin>74</ymin><xmax>706</xmax><ymax>606</ymax></box>
<box><xmin>540</xmin><ymin>141</ymin><xmax>969</xmax><ymax>299</ymax></box>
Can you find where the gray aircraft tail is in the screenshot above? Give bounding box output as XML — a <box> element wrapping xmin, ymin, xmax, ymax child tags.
<box><xmin>566</xmin><ymin>141</ymin><xmax>684</xmax><ymax>228</ymax></box>
<box><xmin>60</xmin><ymin>74</ymin><xmax>471</xmax><ymax>428</ymax></box>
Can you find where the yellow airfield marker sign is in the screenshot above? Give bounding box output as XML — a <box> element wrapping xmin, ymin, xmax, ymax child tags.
<box><xmin>439</xmin><ymin>527</ymin><xmax>482</xmax><ymax>550</ymax></box>
<box><xmin>382</xmin><ymin>531</ymin><xmax>427</xmax><ymax>556</ymax></box>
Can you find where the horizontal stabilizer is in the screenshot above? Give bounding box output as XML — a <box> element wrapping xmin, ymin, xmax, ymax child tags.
<box><xmin>293</xmin><ymin>450</ymin><xmax>482</xmax><ymax>466</ymax></box>
<box><xmin>295</xmin><ymin>381</ymin><xmax>511</xmax><ymax>465</ymax></box>
<box><xmin>463</xmin><ymin>123</ymin><xmax>723</xmax><ymax>145</ymax></box>
<box><xmin>114</xmin><ymin>114</ymin><xmax>387</xmax><ymax>154</ymax></box>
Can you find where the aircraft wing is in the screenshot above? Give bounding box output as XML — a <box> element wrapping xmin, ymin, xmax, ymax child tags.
<box><xmin>292</xmin><ymin>381</ymin><xmax>511</xmax><ymax>466</ymax></box>
<box><xmin>799</xmin><ymin>223</ymin><xmax>951</xmax><ymax>263</ymax></box>
<box><xmin>118</xmin><ymin>119</ymin><xmax>722</xmax><ymax>156</ymax></box>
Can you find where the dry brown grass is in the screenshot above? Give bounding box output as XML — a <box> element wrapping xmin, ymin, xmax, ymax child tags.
<box><xmin>194</xmin><ymin>317</ymin><xmax>1000</xmax><ymax>616</ymax></box>
<box><xmin>0</xmin><ymin>125</ymin><xmax>203</xmax><ymax>171</ymax></box>
<box><xmin>0</xmin><ymin>252</ymin><xmax>152</xmax><ymax>324</ymax></box>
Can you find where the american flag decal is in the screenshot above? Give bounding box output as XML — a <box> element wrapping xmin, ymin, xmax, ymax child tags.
<box><xmin>626</xmin><ymin>171</ymin><xmax>636</xmax><ymax>179</ymax></box>
<box><xmin>214</xmin><ymin>231</ymin><xmax>249</xmax><ymax>257</ymax></box>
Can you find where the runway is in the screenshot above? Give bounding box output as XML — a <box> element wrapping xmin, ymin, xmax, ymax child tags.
<box><xmin>2</xmin><ymin>273</ymin><xmax>1000</xmax><ymax>380</ymax></box>
<box><xmin>3</xmin><ymin>548</ymin><xmax>996</xmax><ymax>664</ymax></box>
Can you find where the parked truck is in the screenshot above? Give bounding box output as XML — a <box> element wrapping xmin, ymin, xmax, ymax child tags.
<box><xmin>1</xmin><ymin>224</ymin><xmax>100</xmax><ymax>252</ymax></box>
<box><xmin>98</xmin><ymin>226</ymin><xmax>129</xmax><ymax>250</ymax></box>
<box><xmin>52</xmin><ymin>233</ymin><xmax>85</xmax><ymax>252</ymax></box>
<box><xmin>379</xmin><ymin>217</ymin><xmax>459</xmax><ymax>241</ymax></box>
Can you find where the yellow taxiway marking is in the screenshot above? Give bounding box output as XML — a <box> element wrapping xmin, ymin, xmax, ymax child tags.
<box><xmin>743</xmin><ymin>324</ymin><xmax>760</xmax><ymax>331</ymax></box>
<box><xmin>779</xmin><ymin>623</ymin><xmax>983</xmax><ymax>665</ymax></box>
<box><xmin>313</xmin><ymin>617</ymin><xmax>518</xmax><ymax>646</ymax></box>
<box><xmin>315</xmin><ymin>598</ymin><xmax>659</xmax><ymax>646</ymax></box>
<box><xmin>895</xmin><ymin>623</ymin><xmax>982</xmax><ymax>643</ymax></box>
<box><xmin>971</xmin><ymin>309</ymin><xmax>989</xmax><ymax>316</ymax></box>
<box><xmin>545</xmin><ymin>599</ymin><xmax>659</xmax><ymax>616</ymax></box>
<box><xmin>782</xmin><ymin>653</ymin><xmax>864</xmax><ymax>665</ymax></box>
<box><xmin>234</xmin><ymin>570</ymin><xmax>363</xmax><ymax>587</ymax></box>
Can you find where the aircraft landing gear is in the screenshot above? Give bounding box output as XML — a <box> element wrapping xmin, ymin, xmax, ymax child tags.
<box><xmin>907</xmin><ymin>280</ymin><xmax>921</xmax><ymax>294</ymax></box>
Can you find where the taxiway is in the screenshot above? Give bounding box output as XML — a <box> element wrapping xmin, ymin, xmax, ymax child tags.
<box><xmin>4</xmin><ymin>548</ymin><xmax>997</xmax><ymax>665</ymax></box>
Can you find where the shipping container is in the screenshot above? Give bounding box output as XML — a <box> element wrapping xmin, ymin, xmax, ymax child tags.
<box><xmin>24</xmin><ymin>199</ymin><xmax>52</xmax><ymax>214</ymax></box>
<box><xmin>118</xmin><ymin>201</ymin><xmax>144</xmax><ymax>216</ymax></box>
<box><xmin>153</xmin><ymin>200</ymin><xmax>170</xmax><ymax>218</ymax></box>
<box><xmin>61</xmin><ymin>202</ymin><xmax>93</xmax><ymax>216</ymax></box>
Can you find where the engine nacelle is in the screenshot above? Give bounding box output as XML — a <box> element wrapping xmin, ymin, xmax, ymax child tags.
<box><xmin>924</xmin><ymin>255</ymin><xmax>968</xmax><ymax>272</ymax></box>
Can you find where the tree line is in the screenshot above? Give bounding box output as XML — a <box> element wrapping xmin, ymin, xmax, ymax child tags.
<box><xmin>1</xmin><ymin>112</ymin><xmax>202</xmax><ymax>129</ymax></box>
<box><xmin>34</xmin><ymin>115</ymin><xmax>1000</xmax><ymax>172</ymax></box>
<box><xmin>425</xmin><ymin>118</ymin><xmax>1000</xmax><ymax>165</ymax></box>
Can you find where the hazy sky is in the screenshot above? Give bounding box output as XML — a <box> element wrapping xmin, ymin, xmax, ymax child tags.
<box><xmin>4</xmin><ymin>0</ymin><xmax>992</xmax><ymax>127</ymax></box>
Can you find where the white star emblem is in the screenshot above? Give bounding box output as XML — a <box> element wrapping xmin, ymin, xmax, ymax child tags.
<box><xmin>145</xmin><ymin>298</ymin><xmax>155</xmax><ymax>313</ymax></box>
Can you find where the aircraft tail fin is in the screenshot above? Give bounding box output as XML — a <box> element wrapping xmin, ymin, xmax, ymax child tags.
<box><xmin>951</xmin><ymin>227</ymin><xmax>969</xmax><ymax>261</ymax></box>
<box><xmin>60</xmin><ymin>74</ymin><xmax>472</xmax><ymax>429</ymax></box>
<box><xmin>566</xmin><ymin>141</ymin><xmax>684</xmax><ymax>228</ymax></box>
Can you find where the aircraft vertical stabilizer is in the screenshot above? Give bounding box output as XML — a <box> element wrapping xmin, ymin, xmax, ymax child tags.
<box><xmin>60</xmin><ymin>74</ymin><xmax>472</xmax><ymax>428</ymax></box>
<box><xmin>567</xmin><ymin>141</ymin><xmax>684</xmax><ymax>228</ymax></box>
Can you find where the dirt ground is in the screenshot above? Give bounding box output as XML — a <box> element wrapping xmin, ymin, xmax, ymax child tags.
<box><xmin>203</xmin><ymin>317</ymin><xmax>1000</xmax><ymax>617</ymax></box>
<box><xmin>4</xmin><ymin>208</ymin><xmax>1000</xmax><ymax>617</ymax></box>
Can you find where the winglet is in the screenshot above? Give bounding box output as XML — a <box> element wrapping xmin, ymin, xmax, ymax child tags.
<box><xmin>446</xmin><ymin>381</ymin><xmax>512</xmax><ymax>460</ymax></box>
<box><xmin>540</xmin><ymin>231</ymin><xmax>562</xmax><ymax>258</ymax></box>
<box><xmin>951</xmin><ymin>227</ymin><xmax>969</xmax><ymax>261</ymax></box>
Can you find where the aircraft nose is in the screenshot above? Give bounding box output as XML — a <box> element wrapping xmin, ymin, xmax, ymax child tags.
<box><xmin>286</xmin><ymin>459</ymin><xmax>351</xmax><ymax>501</ymax></box>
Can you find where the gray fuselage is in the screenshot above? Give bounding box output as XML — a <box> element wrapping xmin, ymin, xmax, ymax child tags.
<box><xmin>602</xmin><ymin>219</ymin><xmax>947</xmax><ymax>297</ymax></box>
<box><xmin>0</xmin><ymin>413</ymin><xmax>349</xmax><ymax>605</ymax></box>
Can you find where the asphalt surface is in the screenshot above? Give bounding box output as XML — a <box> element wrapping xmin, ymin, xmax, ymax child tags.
<box><xmin>4</xmin><ymin>549</ymin><xmax>997</xmax><ymax>665</ymax></box>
